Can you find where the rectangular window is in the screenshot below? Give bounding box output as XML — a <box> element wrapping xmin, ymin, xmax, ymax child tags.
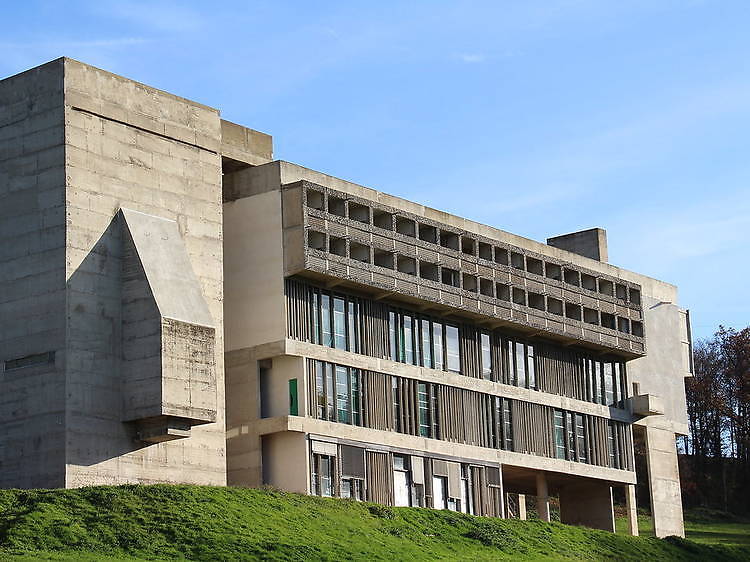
<box><xmin>554</xmin><ymin>410</ymin><xmax>566</xmax><ymax>459</ymax></box>
<box><xmin>607</xmin><ymin>422</ymin><xmax>617</xmax><ymax>468</ymax></box>
<box><xmin>433</xmin><ymin>322</ymin><xmax>444</xmax><ymax>371</ymax></box>
<box><xmin>315</xmin><ymin>361</ymin><xmax>325</xmax><ymax>419</ymax></box>
<box><xmin>347</xmin><ymin>299</ymin><xmax>358</xmax><ymax>353</ymax></box>
<box><xmin>336</xmin><ymin>365</ymin><xmax>350</xmax><ymax>423</ymax></box>
<box><xmin>527</xmin><ymin>344</ymin><xmax>536</xmax><ymax>389</ymax></box>
<box><xmin>313</xmin><ymin>454</ymin><xmax>334</xmax><ymax>497</ymax></box>
<box><xmin>604</xmin><ymin>362</ymin><xmax>614</xmax><ymax>406</ymax></box>
<box><xmin>503</xmin><ymin>399</ymin><xmax>513</xmax><ymax>451</ymax></box>
<box><xmin>421</xmin><ymin>319</ymin><xmax>433</xmax><ymax>368</ymax></box>
<box><xmin>418</xmin><ymin>383</ymin><xmax>430</xmax><ymax>437</ymax></box>
<box><xmin>389</xmin><ymin>311</ymin><xmax>398</xmax><ymax>361</ymax></box>
<box><xmin>333</xmin><ymin>297</ymin><xmax>347</xmax><ymax>350</ymax></box>
<box><xmin>351</xmin><ymin>370</ymin><xmax>361</xmax><ymax>426</ymax></box>
<box><xmin>393</xmin><ymin>377</ymin><xmax>401</xmax><ymax>432</ymax></box>
<box><xmin>433</xmin><ymin>476</ymin><xmax>448</xmax><ymax>509</ymax></box>
<box><xmin>515</xmin><ymin>342</ymin><xmax>526</xmax><ymax>388</ymax></box>
<box><xmin>289</xmin><ymin>378</ymin><xmax>299</xmax><ymax>416</ymax></box>
<box><xmin>446</xmin><ymin>325</ymin><xmax>460</xmax><ymax>372</ymax></box>
<box><xmin>576</xmin><ymin>414</ymin><xmax>587</xmax><ymax>463</ymax></box>
<box><xmin>311</xmin><ymin>291</ymin><xmax>320</xmax><ymax>344</ymax></box>
<box><xmin>506</xmin><ymin>339</ymin><xmax>514</xmax><ymax>385</ymax></box>
<box><xmin>480</xmin><ymin>332</ymin><xmax>492</xmax><ymax>379</ymax></box>
<box><xmin>593</xmin><ymin>361</ymin><xmax>603</xmax><ymax>404</ymax></box>
<box><xmin>614</xmin><ymin>362</ymin><xmax>623</xmax><ymax>407</ymax></box>
<box><xmin>321</xmin><ymin>294</ymin><xmax>332</xmax><ymax>347</ymax></box>
<box><xmin>566</xmin><ymin>411</ymin><xmax>575</xmax><ymax>460</ymax></box>
<box><xmin>403</xmin><ymin>315</ymin><xmax>414</xmax><ymax>364</ymax></box>
<box><xmin>393</xmin><ymin>455</ymin><xmax>411</xmax><ymax>507</ymax></box>
<box><xmin>326</xmin><ymin>363</ymin><xmax>336</xmax><ymax>421</ymax></box>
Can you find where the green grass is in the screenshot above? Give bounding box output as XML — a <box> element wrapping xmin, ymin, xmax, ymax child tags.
<box><xmin>615</xmin><ymin>507</ymin><xmax>750</xmax><ymax>548</ymax></box>
<box><xmin>1</xmin><ymin>486</ymin><xmax>748</xmax><ymax>561</ymax></box>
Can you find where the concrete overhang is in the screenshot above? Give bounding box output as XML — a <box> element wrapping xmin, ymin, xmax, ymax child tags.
<box><xmin>629</xmin><ymin>394</ymin><xmax>665</xmax><ymax>417</ymax></box>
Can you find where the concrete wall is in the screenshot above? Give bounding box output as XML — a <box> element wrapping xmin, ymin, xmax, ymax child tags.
<box><xmin>61</xmin><ymin>58</ymin><xmax>226</xmax><ymax>486</ymax></box>
<box><xmin>559</xmin><ymin>480</ymin><xmax>615</xmax><ymax>531</ymax></box>
<box><xmin>0</xmin><ymin>59</ymin><xmax>67</xmax><ymax>488</ymax></box>
<box><xmin>260</xmin><ymin>431</ymin><xmax>308</xmax><ymax>494</ymax></box>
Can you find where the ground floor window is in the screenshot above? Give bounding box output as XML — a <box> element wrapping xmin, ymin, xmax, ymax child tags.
<box><xmin>393</xmin><ymin>454</ymin><xmax>412</xmax><ymax>507</ymax></box>
<box><xmin>340</xmin><ymin>477</ymin><xmax>365</xmax><ymax>501</ymax></box>
<box><xmin>311</xmin><ymin>454</ymin><xmax>335</xmax><ymax>497</ymax></box>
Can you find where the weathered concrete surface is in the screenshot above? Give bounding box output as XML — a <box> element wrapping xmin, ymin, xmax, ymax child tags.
<box><xmin>0</xmin><ymin>59</ymin><xmax>67</xmax><ymax>489</ymax></box>
<box><xmin>547</xmin><ymin>228</ymin><xmax>608</xmax><ymax>262</ymax></box>
<box><xmin>560</xmin><ymin>480</ymin><xmax>615</xmax><ymax>532</ymax></box>
<box><xmin>644</xmin><ymin>426</ymin><xmax>685</xmax><ymax>538</ymax></box>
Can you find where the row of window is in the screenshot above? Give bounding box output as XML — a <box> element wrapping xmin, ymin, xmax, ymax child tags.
<box><xmin>388</xmin><ymin>310</ymin><xmax>460</xmax><ymax>372</ymax></box>
<box><xmin>306</xmin><ymin>188</ymin><xmax>642</xmax><ymax>306</ymax></box>
<box><xmin>302</xmin><ymin>285</ymin><xmax>629</xmax><ymax>409</ymax></box>
<box><xmin>310</xmin><ymin>449</ymin><xmax>495</xmax><ymax>515</ymax></box>
<box><xmin>309</xmin><ymin>359</ymin><xmax>629</xmax><ymax>469</ymax></box>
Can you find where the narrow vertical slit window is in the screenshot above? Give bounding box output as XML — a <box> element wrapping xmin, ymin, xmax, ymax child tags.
<box><xmin>326</xmin><ymin>363</ymin><xmax>336</xmax><ymax>421</ymax></box>
<box><xmin>421</xmin><ymin>319</ymin><xmax>433</xmax><ymax>368</ymax></box>
<box><xmin>575</xmin><ymin>414</ymin><xmax>587</xmax><ymax>463</ymax></box>
<box><xmin>503</xmin><ymin>398</ymin><xmax>513</xmax><ymax>451</ymax></box>
<box><xmin>389</xmin><ymin>310</ymin><xmax>398</xmax><ymax>361</ymax></box>
<box><xmin>351</xmin><ymin>369</ymin><xmax>361</xmax><ymax>426</ymax></box>
<box><xmin>566</xmin><ymin>411</ymin><xmax>575</xmax><ymax>460</ymax></box>
<box><xmin>403</xmin><ymin>314</ymin><xmax>414</xmax><ymax>364</ymax></box>
<box><xmin>527</xmin><ymin>344</ymin><xmax>536</xmax><ymax>390</ymax></box>
<box><xmin>393</xmin><ymin>377</ymin><xmax>401</xmax><ymax>433</ymax></box>
<box><xmin>515</xmin><ymin>342</ymin><xmax>526</xmax><ymax>388</ymax></box>
<box><xmin>336</xmin><ymin>365</ymin><xmax>350</xmax><ymax>423</ymax></box>
<box><xmin>333</xmin><ymin>296</ymin><xmax>346</xmax><ymax>350</ymax></box>
<box><xmin>433</xmin><ymin>321</ymin><xmax>444</xmax><ymax>371</ymax></box>
<box><xmin>347</xmin><ymin>299</ymin><xmax>358</xmax><ymax>353</ymax></box>
<box><xmin>446</xmin><ymin>324</ymin><xmax>460</xmax><ymax>372</ymax></box>
<box><xmin>604</xmin><ymin>362</ymin><xmax>614</xmax><ymax>406</ymax></box>
<box><xmin>418</xmin><ymin>383</ymin><xmax>430</xmax><ymax>437</ymax></box>
<box><xmin>554</xmin><ymin>410</ymin><xmax>566</xmax><ymax>459</ymax></box>
<box><xmin>480</xmin><ymin>332</ymin><xmax>492</xmax><ymax>380</ymax></box>
<box><xmin>315</xmin><ymin>361</ymin><xmax>325</xmax><ymax>419</ymax></box>
<box><xmin>321</xmin><ymin>294</ymin><xmax>332</xmax><ymax>347</ymax></box>
<box><xmin>311</xmin><ymin>290</ymin><xmax>320</xmax><ymax>344</ymax></box>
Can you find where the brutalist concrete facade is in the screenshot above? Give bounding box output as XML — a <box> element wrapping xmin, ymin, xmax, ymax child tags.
<box><xmin>1</xmin><ymin>59</ymin><xmax>691</xmax><ymax>538</ymax></box>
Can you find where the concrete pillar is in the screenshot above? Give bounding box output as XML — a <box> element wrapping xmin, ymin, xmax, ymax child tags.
<box><xmin>643</xmin><ymin>426</ymin><xmax>685</xmax><ymax>537</ymax></box>
<box><xmin>518</xmin><ymin>494</ymin><xmax>527</xmax><ymax>520</ymax></box>
<box><xmin>626</xmin><ymin>485</ymin><xmax>639</xmax><ymax>536</ymax></box>
<box><xmin>536</xmin><ymin>472</ymin><xmax>550</xmax><ymax>522</ymax></box>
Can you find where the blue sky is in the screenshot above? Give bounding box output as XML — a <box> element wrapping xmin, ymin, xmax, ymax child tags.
<box><xmin>2</xmin><ymin>1</ymin><xmax>748</xmax><ymax>340</ymax></box>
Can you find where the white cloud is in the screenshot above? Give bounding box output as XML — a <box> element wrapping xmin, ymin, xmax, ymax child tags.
<box><xmin>456</xmin><ymin>53</ymin><xmax>486</xmax><ymax>63</ymax></box>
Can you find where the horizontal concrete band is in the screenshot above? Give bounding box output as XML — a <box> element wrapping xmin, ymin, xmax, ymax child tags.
<box><xmin>237</xmin><ymin>415</ymin><xmax>636</xmax><ymax>485</ymax></box>
<box><xmin>240</xmin><ymin>338</ymin><xmax>634</xmax><ymax>422</ymax></box>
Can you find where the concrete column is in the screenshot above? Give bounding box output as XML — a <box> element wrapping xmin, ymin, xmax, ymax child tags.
<box><xmin>644</xmin><ymin>426</ymin><xmax>685</xmax><ymax>538</ymax></box>
<box><xmin>536</xmin><ymin>472</ymin><xmax>550</xmax><ymax>522</ymax></box>
<box><xmin>626</xmin><ymin>484</ymin><xmax>639</xmax><ymax>536</ymax></box>
<box><xmin>518</xmin><ymin>494</ymin><xmax>527</xmax><ymax>520</ymax></box>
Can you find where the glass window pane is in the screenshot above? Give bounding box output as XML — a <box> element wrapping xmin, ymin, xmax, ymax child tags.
<box><xmin>333</xmin><ymin>297</ymin><xmax>347</xmax><ymax>350</ymax></box>
<box><xmin>326</xmin><ymin>363</ymin><xmax>335</xmax><ymax>420</ymax></box>
<box><xmin>576</xmin><ymin>414</ymin><xmax>587</xmax><ymax>463</ymax></box>
<box><xmin>311</xmin><ymin>291</ymin><xmax>320</xmax><ymax>344</ymax></box>
<box><xmin>481</xmin><ymin>332</ymin><xmax>492</xmax><ymax>379</ymax></box>
<box><xmin>515</xmin><ymin>342</ymin><xmax>526</xmax><ymax>388</ymax></box>
<box><xmin>421</xmin><ymin>319</ymin><xmax>433</xmax><ymax>368</ymax></box>
<box><xmin>433</xmin><ymin>476</ymin><xmax>447</xmax><ymax>509</ymax></box>
<box><xmin>389</xmin><ymin>311</ymin><xmax>397</xmax><ymax>361</ymax></box>
<box><xmin>336</xmin><ymin>365</ymin><xmax>350</xmax><ymax>423</ymax></box>
<box><xmin>507</xmin><ymin>340</ymin><xmax>514</xmax><ymax>384</ymax></box>
<box><xmin>433</xmin><ymin>322</ymin><xmax>444</xmax><ymax>371</ymax></box>
<box><xmin>604</xmin><ymin>362</ymin><xmax>614</xmax><ymax>406</ymax></box>
<box><xmin>321</xmin><ymin>294</ymin><xmax>332</xmax><ymax>346</ymax></box>
<box><xmin>527</xmin><ymin>344</ymin><xmax>536</xmax><ymax>389</ymax></box>
<box><xmin>351</xmin><ymin>369</ymin><xmax>360</xmax><ymax>426</ymax></box>
<box><xmin>446</xmin><ymin>325</ymin><xmax>460</xmax><ymax>372</ymax></box>
<box><xmin>503</xmin><ymin>399</ymin><xmax>513</xmax><ymax>450</ymax></box>
<box><xmin>554</xmin><ymin>410</ymin><xmax>566</xmax><ymax>459</ymax></box>
<box><xmin>403</xmin><ymin>315</ymin><xmax>414</xmax><ymax>364</ymax></box>
<box><xmin>418</xmin><ymin>383</ymin><xmax>429</xmax><ymax>437</ymax></box>
<box><xmin>394</xmin><ymin>471</ymin><xmax>410</xmax><ymax>507</ymax></box>
<box><xmin>315</xmin><ymin>361</ymin><xmax>325</xmax><ymax>419</ymax></box>
<box><xmin>347</xmin><ymin>299</ymin><xmax>358</xmax><ymax>352</ymax></box>
<box><xmin>321</xmin><ymin>455</ymin><xmax>333</xmax><ymax>497</ymax></box>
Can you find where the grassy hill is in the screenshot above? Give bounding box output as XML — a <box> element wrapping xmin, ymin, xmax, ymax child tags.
<box><xmin>0</xmin><ymin>485</ymin><xmax>747</xmax><ymax>561</ymax></box>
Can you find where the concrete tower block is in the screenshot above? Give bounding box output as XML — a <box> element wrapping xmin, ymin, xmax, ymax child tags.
<box><xmin>120</xmin><ymin>208</ymin><xmax>217</xmax><ymax>442</ymax></box>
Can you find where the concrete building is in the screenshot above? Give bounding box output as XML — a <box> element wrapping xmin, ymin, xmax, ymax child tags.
<box><xmin>1</xmin><ymin>58</ymin><xmax>692</xmax><ymax>537</ymax></box>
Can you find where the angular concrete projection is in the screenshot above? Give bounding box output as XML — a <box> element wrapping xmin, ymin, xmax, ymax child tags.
<box><xmin>120</xmin><ymin>208</ymin><xmax>217</xmax><ymax>443</ymax></box>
